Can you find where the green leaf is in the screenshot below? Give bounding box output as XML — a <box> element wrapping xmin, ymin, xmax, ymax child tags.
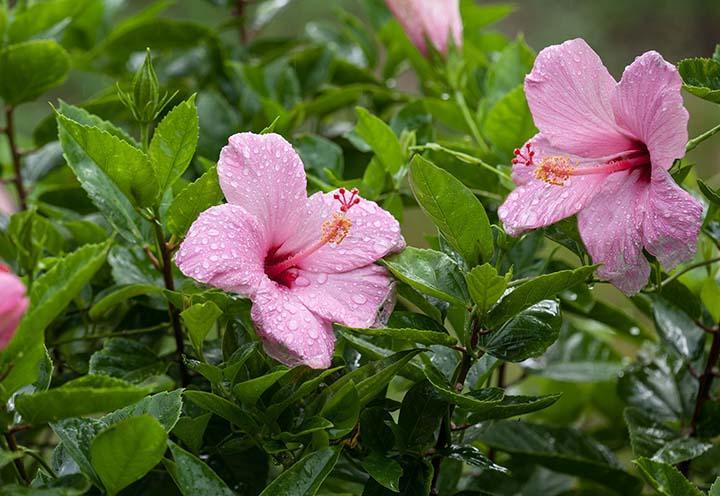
<box><xmin>233</xmin><ymin>369</ymin><xmax>289</xmax><ymax>406</ymax></box>
<box><xmin>698</xmin><ymin>178</ymin><xmax>720</xmax><ymax>206</ymax></box>
<box><xmin>166</xmin><ymin>165</ymin><xmax>223</xmax><ymax>236</ymax></box>
<box><xmin>7</xmin><ymin>0</ymin><xmax>90</xmax><ymax>43</ymax></box>
<box><xmin>634</xmin><ymin>457</ymin><xmax>704</xmax><ymax>496</ymax></box>
<box><xmin>409</xmin><ymin>155</ymin><xmax>493</xmax><ymax>266</ymax></box>
<box><xmin>294</xmin><ymin>134</ymin><xmax>344</xmax><ymax>182</ymax></box>
<box><xmin>362</xmin><ymin>451</ymin><xmax>402</xmax><ymax>492</ymax></box>
<box><xmin>382</xmin><ymin>247</ymin><xmax>469</xmax><ymax>305</ymax></box>
<box><xmin>276</xmin><ymin>416</ymin><xmax>334</xmax><ymax>441</ymax></box>
<box><xmin>184</xmin><ymin>390</ymin><xmax>258</xmax><ymax>432</ymax></box>
<box><xmin>172</xmin><ymin>413</ymin><xmax>212</xmax><ymax>453</ymax></box>
<box><xmin>355</xmin><ymin>107</ymin><xmax>404</xmax><ymax>175</ymax></box>
<box><xmin>90</xmin><ymin>415</ymin><xmax>167</xmax><ymax>496</ymax></box>
<box><xmin>652</xmin><ymin>296</ymin><xmax>705</xmax><ymax>361</ymax></box>
<box><xmin>483</xmin><ymin>84</ymin><xmax>537</xmax><ymax>159</ymax></box>
<box><xmin>103</xmin><ymin>390</ymin><xmax>183</xmax><ymax>432</ymax></box>
<box><xmin>678</xmin><ymin>57</ymin><xmax>720</xmax><ymax>104</ymax></box>
<box><xmin>465</xmin><ymin>263</ymin><xmax>509</xmax><ymax>315</ymax></box>
<box><xmin>89</xmin><ymin>338</ymin><xmax>167</xmax><ymax>383</ymax></box>
<box><xmin>488</xmin><ymin>266</ymin><xmax>595</xmax><ymax>327</ymax></box>
<box><xmin>181</xmin><ymin>301</ymin><xmax>222</xmax><ymax>358</ymax></box>
<box><xmin>259</xmin><ymin>447</ymin><xmax>342</xmax><ymax>496</ymax></box>
<box><xmin>0</xmin><ymin>40</ymin><xmax>70</xmax><ymax>104</ymax></box>
<box><xmin>166</xmin><ymin>441</ymin><xmax>235</xmax><ymax>496</ymax></box>
<box><xmin>319</xmin><ymin>381</ymin><xmax>360</xmax><ymax>439</ymax></box>
<box><xmin>89</xmin><ymin>284</ymin><xmax>164</xmax><ymax>320</ymax></box>
<box><xmin>484</xmin><ymin>36</ymin><xmax>535</xmax><ymax>103</ymax></box>
<box><xmin>149</xmin><ymin>95</ymin><xmax>199</xmax><ymax>193</ymax></box>
<box><xmin>710</xmin><ymin>477</ymin><xmax>720</xmax><ymax>496</ymax></box>
<box><xmin>397</xmin><ymin>380</ymin><xmax>447</xmax><ymax>451</ymax></box>
<box><xmin>0</xmin><ymin>241</ymin><xmax>110</xmax><ymax>401</ymax></box>
<box><xmin>701</xmin><ymin>277</ymin><xmax>720</xmax><ymax>323</ymax></box>
<box><xmin>56</xmin><ymin>113</ymin><xmax>158</xmax><ymax>207</ymax></box>
<box><xmin>335</xmin><ymin>324</ymin><xmax>455</xmax><ymax>346</ymax></box>
<box><xmin>476</xmin><ymin>420</ymin><xmax>643</xmax><ymax>495</ymax></box>
<box><xmin>480</xmin><ymin>300</ymin><xmax>561</xmax><ymax>362</ymax></box>
<box><xmin>15</xmin><ymin>375</ymin><xmax>149</xmax><ymax>424</ymax></box>
<box><xmin>56</xmin><ymin>107</ymin><xmax>145</xmax><ymax>243</ymax></box>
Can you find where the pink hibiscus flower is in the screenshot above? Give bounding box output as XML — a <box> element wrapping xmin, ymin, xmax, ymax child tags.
<box><xmin>0</xmin><ymin>264</ymin><xmax>28</xmax><ymax>349</ymax></box>
<box><xmin>498</xmin><ymin>39</ymin><xmax>703</xmax><ymax>295</ymax></box>
<box><xmin>176</xmin><ymin>133</ymin><xmax>405</xmax><ymax>368</ymax></box>
<box><xmin>385</xmin><ymin>0</ymin><xmax>462</xmax><ymax>56</ymax></box>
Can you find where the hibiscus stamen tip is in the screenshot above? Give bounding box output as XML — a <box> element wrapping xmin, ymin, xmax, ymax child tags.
<box><xmin>335</xmin><ymin>187</ymin><xmax>361</xmax><ymax>213</ymax></box>
<box><xmin>512</xmin><ymin>143</ymin><xmax>535</xmax><ymax>166</ymax></box>
<box><xmin>535</xmin><ymin>156</ymin><xmax>576</xmax><ymax>186</ymax></box>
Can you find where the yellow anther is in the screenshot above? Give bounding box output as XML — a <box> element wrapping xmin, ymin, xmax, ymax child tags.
<box><xmin>321</xmin><ymin>212</ymin><xmax>352</xmax><ymax>245</ymax></box>
<box><xmin>535</xmin><ymin>156</ymin><xmax>576</xmax><ymax>186</ymax></box>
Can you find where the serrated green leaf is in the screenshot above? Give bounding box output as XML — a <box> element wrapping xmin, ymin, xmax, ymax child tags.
<box><xmin>57</xmin><ymin>113</ymin><xmax>158</xmax><ymax>206</ymax></box>
<box><xmin>409</xmin><ymin>155</ymin><xmax>493</xmax><ymax>266</ymax></box>
<box><xmin>166</xmin><ymin>441</ymin><xmax>235</xmax><ymax>496</ymax></box>
<box><xmin>150</xmin><ymin>95</ymin><xmax>199</xmax><ymax>192</ymax></box>
<box><xmin>89</xmin><ymin>338</ymin><xmax>167</xmax><ymax>383</ymax></box>
<box><xmin>90</xmin><ymin>415</ymin><xmax>167</xmax><ymax>496</ymax></box>
<box><xmin>483</xmin><ymin>84</ymin><xmax>537</xmax><ymax>159</ymax></box>
<box><xmin>679</xmin><ymin>57</ymin><xmax>720</xmax><ymax>104</ymax></box>
<box><xmin>634</xmin><ymin>457</ymin><xmax>704</xmax><ymax>496</ymax></box>
<box><xmin>383</xmin><ymin>247</ymin><xmax>469</xmax><ymax>305</ymax></box>
<box><xmin>166</xmin><ymin>165</ymin><xmax>223</xmax><ymax>236</ymax></box>
<box><xmin>465</xmin><ymin>263</ymin><xmax>509</xmax><ymax>316</ymax></box>
<box><xmin>355</xmin><ymin>107</ymin><xmax>404</xmax><ymax>175</ymax></box>
<box><xmin>89</xmin><ymin>284</ymin><xmax>164</xmax><ymax>320</ymax></box>
<box><xmin>259</xmin><ymin>447</ymin><xmax>341</xmax><ymax>496</ymax></box>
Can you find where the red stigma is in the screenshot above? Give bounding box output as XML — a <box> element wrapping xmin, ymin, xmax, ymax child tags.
<box><xmin>335</xmin><ymin>187</ymin><xmax>361</xmax><ymax>212</ymax></box>
<box><xmin>512</xmin><ymin>143</ymin><xmax>535</xmax><ymax>167</ymax></box>
<box><xmin>0</xmin><ymin>264</ymin><xmax>9</xmax><ymax>273</ymax></box>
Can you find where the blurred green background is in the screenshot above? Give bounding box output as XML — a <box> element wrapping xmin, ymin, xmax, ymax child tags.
<box><xmin>10</xmin><ymin>0</ymin><xmax>720</xmax><ymax>185</ymax></box>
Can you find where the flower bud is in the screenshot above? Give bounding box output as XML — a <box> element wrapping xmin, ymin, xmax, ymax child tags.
<box><xmin>385</xmin><ymin>0</ymin><xmax>463</xmax><ymax>57</ymax></box>
<box><xmin>0</xmin><ymin>264</ymin><xmax>28</xmax><ymax>350</ymax></box>
<box><xmin>117</xmin><ymin>49</ymin><xmax>174</xmax><ymax>124</ymax></box>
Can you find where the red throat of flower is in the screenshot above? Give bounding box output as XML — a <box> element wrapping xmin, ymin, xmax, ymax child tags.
<box><xmin>0</xmin><ymin>264</ymin><xmax>10</xmax><ymax>274</ymax></box>
<box><xmin>514</xmin><ymin>143</ymin><xmax>651</xmax><ymax>187</ymax></box>
<box><xmin>265</xmin><ymin>188</ymin><xmax>360</xmax><ymax>282</ymax></box>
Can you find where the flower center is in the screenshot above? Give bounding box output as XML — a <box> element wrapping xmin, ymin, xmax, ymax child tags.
<box><xmin>516</xmin><ymin>144</ymin><xmax>651</xmax><ymax>186</ymax></box>
<box><xmin>264</xmin><ymin>188</ymin><xmax>359</xmax><ymax>285</ymax></box>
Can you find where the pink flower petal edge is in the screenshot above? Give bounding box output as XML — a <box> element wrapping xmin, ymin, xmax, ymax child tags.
<box><xmin>385</xmin><ymin>0</ymin><xmax>462</xmax><ymax>56</ymax></box>
<box><xmin>0</xmin><ymin>264</ymin><xmax>28</xmax><ymax>350</ymax></box>
<box><xmin>498</xmin><ymin>38</ymin><xmax>701</xmax><ymax>295</ymax></box>
<box><xmin>176</xmin><ymin>133</ymin><xmax>405</xmax><ymax>368</ymax></box>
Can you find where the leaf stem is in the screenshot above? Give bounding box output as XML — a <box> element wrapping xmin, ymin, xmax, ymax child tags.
<box><xmin>151</xmin><ymin>212</ymin><xmax>190</xmax><ymax>386</ymax></box>
<box><xmin>410</xmin><ymin>143</ymin><xmax>511</xmax><ymax>181</ymax></box>
<box><xmin>430</xmin><ymin>317</ymin><xmax>480</xmax><ymax>495</ymax></box>
<box><xmin>660</xmin><ymin>256</ymin><xmax>720</xmax><ymax>289</ymax></box>
<box><xmin>3</xmin><ymin>105</ymin><xmax>28</xmax><ymax>210</ymax></box>
<box><xmin>686</xmin><ymin>122</ymin><xmax>720</xmax><ymax>153</ymax></box>
<box><xmin>679</xmin><ymin>327</ymin><xmax>720</xmax><ymax>476</ymax></box>
<box><xmin>453</xmin><ymin>90</ymin><xmax>489</xmax><ymax>152</ymax></box>
<box><xmin>4</xmin><ymin>432</ymin><xmax>29</xmax><ymax>485</ymax></box>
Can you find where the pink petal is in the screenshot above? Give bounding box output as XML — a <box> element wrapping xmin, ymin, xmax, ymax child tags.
<box><xmin>175</xmin><ymin>204</ymin><xmax>268</xmax><ymax>296</ymax></box>
<box><xmin>525</xmin><ymin>38</ymin><xmax>634</xmax><ymax>157</ymax></box>
<box><xmin>0</xmin><ymin>185</ymin><xmax>17</xmax><ymax>216</ymax></box>
<box><xmin>251</xmin><ymin>278</ymin><xmax>335</xmax><ymax>369</ymax></box>
<box><xmin>385</xmin><ymin>0</ymin><xmax>462</xmax><ymax>55</ymax></box>
<box><xmin>642</xmin><ymin>168</ymin><xmax>703</xmax><ymax>270</ymax></box>
<box><xmin>0</xmin><ymin>270</ymin><xmax>28</xmax><ymax>349</ymax></box>
<box><xmin>612</xmin><ymin>51</ymin><xmax>689</xmax><ymax>171</ymax></box>
<box><xmin>280</xmin><ymin>191</ymin><xmax>405</xmax><ymax>274</ymax></box>
<box><xmin>578</xmin><ymin>169</ymin><xmax>651</xmax><ymax>295</ymax></box>
<box><xmin>290</xmin><ymin>264</ymin><xmax>396</xmax><ymax>328</ymax></box>
<box><xmin>500</xmin><ymin>135</ymin><xmax>608</xmax><ymax>236</ymax></box>
<box><xmin>218</xmin><ymin>133</ymin><xmax>309</xmax><ymax>248</ymax></box>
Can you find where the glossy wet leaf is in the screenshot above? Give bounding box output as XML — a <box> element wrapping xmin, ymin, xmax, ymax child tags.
<box><xmin>259</xmin><ymin>447</ymin><xmax>342</xmax><ymax>496</ymax></box>
<box><xmin>167</xmin><ymin>441</ymin><xmax>235</xmax><ymax>496</ymax></box>
<box><xmin>634</xmin><ymin>457</ymin><xmax>704</xmax><ymax>496</ymax></box>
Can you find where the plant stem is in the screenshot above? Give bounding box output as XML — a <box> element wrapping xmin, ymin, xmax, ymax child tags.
<box><xmin>4</xmin><ymin>105</ymin><xmax>28</xmax><ymax>210</ymax></box>
<box><xmin>411</xmin><ymin>143</ymin><xmax>511</xmax><ymax>182</ymax></box>
<box><xmin>152</xmin><ymin>214</ymin><xmax>190</xmax><ymax>386</ymax></box>
<box><xmin>139</xmin><ymin>122</ymin><xmax>151</xmax><ymax>150</ymax></box>
<box><xmin>679</xmin><ymin>329</ymin><xmax>720</xmax><ymax>476</ymax></box>
<box><xmin>235</xmin><ymin>0</ymin><xmax>248</xmax><ymax>44</ymax></box>
<box><xmin>430</xmin><ymin>318</ymin><xmax>480</xmax><ymax>495</ymax></box>
<box><xmin>4</xmin><ymin>432</ymin><xmax>29</xmax><ymax>485</ymax></box>
<box><xmin>453</xmin><ymin>90</ymin><xmax>489</xmax><ymax>152</ymax></box>
<box><xmin>686</xmin><ymin>122</ymin><xmax>720</xmax><ymax>153</ymax></box>
<box><xmin>661</xmin><ymin>256</ymin><xmax>720</xmax><ymax>289</ymax></box>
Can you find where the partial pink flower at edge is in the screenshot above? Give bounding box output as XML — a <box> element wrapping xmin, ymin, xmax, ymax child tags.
<box><xmin>175</xmin><ymin>133</ymin><xmax>405</xmax><ymax>369</ymax></box>
<box><xmin>385</xmin><ymin>0</ymin><xmax>463</xmax><ymax>56</ymax></box>
<box><xmin>497</xmin><ymin>38</ymin><xmax>703</xmax><ymax>295</ymax></box>
<box><xmin>0</xmin><ymin>264</ymin><xmax>29</xmax><ymax>350</ymax></box>
<box><xmin>0</xmin><ymin>184</ymin><xmax>17</xmax><ymax>216</ymax></box>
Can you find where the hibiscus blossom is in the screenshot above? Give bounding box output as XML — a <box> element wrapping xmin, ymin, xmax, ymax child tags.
<box><xmin>385</xmin><ymin>0</ymin><xmax>462</xmax><ymax>56</ymax></box>
<box><xmin>176</xmin><ymin>133</ymin><xmax>405</xmax><ymax>368</ymax></box>
<box><xmin>0</xmin><ymin>264</ymin><xmax>28</xmax><ymax>349</ymax></box>
<box><xmin>498</xmin><ymin>38</ymin><xmax>703</xmax><ymax>295</ymax></box>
